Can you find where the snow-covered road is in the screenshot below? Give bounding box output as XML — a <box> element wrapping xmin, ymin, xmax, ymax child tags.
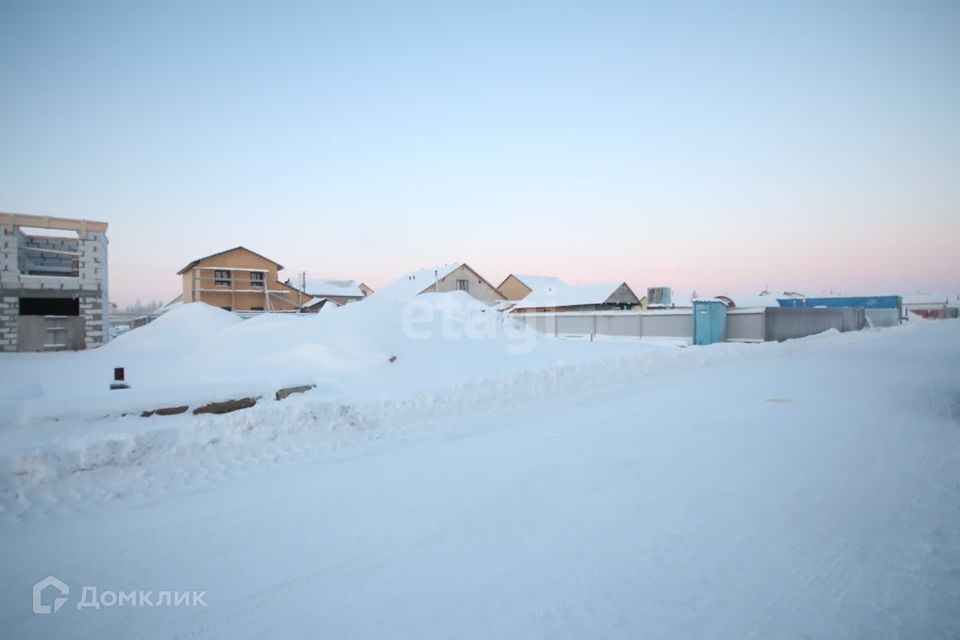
<box><xmin>3</xmin><ymin>321</ymin><xmax>960</xmax><ymax>639</ymax></box>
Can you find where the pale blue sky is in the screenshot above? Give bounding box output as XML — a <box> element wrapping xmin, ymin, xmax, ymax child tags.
<box><xmin>2</xmin><ymin>0</ymin><xmax>958</xmax><ymax>305</ymax></box>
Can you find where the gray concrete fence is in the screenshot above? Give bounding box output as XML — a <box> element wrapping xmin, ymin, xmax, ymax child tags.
<box><xmin>516</xmin><ymin>306</ymin><xmax>867</xmax><ymax>343</ymax></box>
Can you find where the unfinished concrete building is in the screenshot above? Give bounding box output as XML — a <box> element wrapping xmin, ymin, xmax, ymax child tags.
<box><xmin>0</xmin><ymin>212</ymin><xmax>110</xmax><ymax>352</ymax></box>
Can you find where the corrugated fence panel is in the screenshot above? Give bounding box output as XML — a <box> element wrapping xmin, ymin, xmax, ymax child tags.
<box><xmin>596</xmin><ymin>314</ymin><xmax>641</xmax><ymax>337</ymax></box>
<box><xmin>726</xmin><ymin>311</ymin><xmax>766</xmax><ymax>341</ymax></box>
<box><xmin>640</xmin><ymin>313</ymin><xmax>692</xmax><ymax>337</ymax></box>
<box><xmin>518</xmin><ymin>307</ymin><xmax>873</xmax><ymax>343</ymax></box>
<box><xmin>517</xmin><ymin>305</ymin><xmax>874</xmax><ymax>343</ymax></box>
<box><xmin>555</xmin><ymin>315</ymin><xmax>595</xmax><ymax>336</ymax></box>
<box><xmin>764</xmin><ymin>308</ymin><xmax>865</xmax><ymax>342</ymax></box>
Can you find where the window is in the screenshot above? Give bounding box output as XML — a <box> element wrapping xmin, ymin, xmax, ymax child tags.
<box><xmin>250</xmin><ymin>306</ymin><xmax>264</xmax><ymax>312</ymax></box>
<box><xmin>19</xmin><ymin>297</ymin><xmax>80</xmax><ymax>316</ymax></box>
<box><xmin>16</xmin><ymin>227</ymin><xmax>81</xmax><ymax>277</ymax></box>
<box><xmin>250</xmin><ymin>272</ymin><xmax>264</xmax><ymax>288</ymax></box>
<box><xmin>457</xmin><ymin>279</ymin><xmax>469</xmax><ymax>292</ymax></box>
<box><xmin>214</xmin><ymin>270</ymin><xmax>231</xmax><ymax>286</ymax></box>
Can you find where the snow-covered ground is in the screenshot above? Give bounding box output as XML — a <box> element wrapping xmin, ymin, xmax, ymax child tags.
<box><xmin>1</xmin><ymin>298</ymin><xmax>958</xmax><ymax>639</ymax></box>
<box><xmin>0</xmin><ymin>293</ymin><xmax>670</xmax><ymax>426</ymax></box>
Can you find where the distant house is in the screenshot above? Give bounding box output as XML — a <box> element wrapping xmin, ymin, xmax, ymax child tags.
<box><xmin>376</xmin><ymin>262</ymin><xmax>504</xmax><ymax>304</ymax></box>
<box><xmin>287</xmin><ymin>278</ymin><xmax>373</xmax><ymax>311</ymax></box>
<box><xmin>902</xmin><ymin>294</ymin><xmax>957</xmax><ymax>319</ymax></box>
<box><xmin>510</xmin><ymin>281</ymin><xmax>641</xmax><ymax>313</ymax></box>
<box><xmin>497</xmin><ymin>274</ymin><xmax>566</xmax><ymax>301</ymax></box>
<box><xmin>177</xmin><ymin>246</ymin><xmax>302</xmax><ymax>312</ymax></box>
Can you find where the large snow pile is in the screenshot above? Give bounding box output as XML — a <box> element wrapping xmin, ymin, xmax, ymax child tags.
<box><xmin>0</xmin><ymin>294</ymin><xmax>665</xmax><ymax>425</ymax></box>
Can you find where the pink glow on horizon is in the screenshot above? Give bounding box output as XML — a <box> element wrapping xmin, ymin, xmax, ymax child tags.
<box><xmin>107</xmin><ymin>242</ymin><xmax>960</xmax><ymax>308</ymax></box>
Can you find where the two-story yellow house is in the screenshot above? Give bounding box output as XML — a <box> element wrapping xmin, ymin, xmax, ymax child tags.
<box><xmin>177</xmin><ymin>246</ymin><xmax>303</xmax><ymax>312</ymax></box>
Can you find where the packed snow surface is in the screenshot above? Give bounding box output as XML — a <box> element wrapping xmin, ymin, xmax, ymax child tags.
<box><xmin>0</xmin><ymin>299</ymin><xmax>958</xmax><ymax>639</ymax></box>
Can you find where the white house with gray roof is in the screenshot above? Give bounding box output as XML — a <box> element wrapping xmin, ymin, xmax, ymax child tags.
<box><xmin>286</xmin><ymin>277</ymin><xmax>373</xmax><ymax>309</ymax></box>
<box><xmin>510</xmin><ymin>281</ymin><xmax>641</xmax><ymax>313</ymax></box>
<box><xmin>376</xmin><ymin>262</ymin><xmax>504</xmax><ymax>305</ymax></box>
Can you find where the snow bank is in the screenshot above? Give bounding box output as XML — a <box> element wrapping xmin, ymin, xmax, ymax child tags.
<box><xmin>0</xmin><ymin>295</ymin><xmax>920</xmax><ymax>504</ymax></box>
<box><xmin>0</xmin><ymin>294</ymin><xmax>653</xmax><ymax>425</ymax></box>
<box><xmin>0</xmin><ymin>317</ymin><xmax>900</xmax><ymax>497</ymax></box>
<box><xmin>107</xmin><ymin>302</ymin><xmax>243</xmax><ymax>352</ymax></box>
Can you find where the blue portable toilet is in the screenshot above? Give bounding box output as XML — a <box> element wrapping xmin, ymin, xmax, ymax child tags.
<box><xmin>693</xmin><ymin>299</ymin><xmax>728</xmax><ymax>345</ymax></box>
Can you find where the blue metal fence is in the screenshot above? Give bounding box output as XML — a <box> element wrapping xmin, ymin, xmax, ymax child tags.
<box><xmin>776</xmin><ymin>295</ymin><xmax>901</xmax><ymax>310</ymax></box>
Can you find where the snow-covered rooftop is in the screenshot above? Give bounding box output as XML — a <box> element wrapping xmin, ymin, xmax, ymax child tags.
<box><xmin>374</xmin><ymin>263</ymin><xmax>464</xmax><ymax>301</ymax></box>
<box><xmin>902</xmin><ymin>293</ymin><xmax>949</xmax><ymax>305</ymax></box>
<box><xmin>511</xmin><ymin>274</ymin><xmax>566</xmax><ymax>292</ymax></box>
<box><xmin>293</xmin><ymin>278</ymin><xmax>367</xmax><ymax>298</ymax></box>
<box><xmin>512</xmin><ymin>282</ymin><xmax>632</xmax><ymax>309</ymax></box>
<box><xmin>708</xmin><ymin>290</ymin><xmax>806</xmax><ymax>309</ymax></box>
<box><xmin>715</xmin><ymin>292</ymin><xmax>783</xmax><ymax>308</ymax></box>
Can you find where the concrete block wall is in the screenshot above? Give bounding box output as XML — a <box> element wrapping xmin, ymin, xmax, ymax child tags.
<box><xmin>0</xmin><ymin>226</ymin><xmax>18</xmax><ymax>351</ymax></box>
<box><xmin>80</xmin><ymin>231</ymin><xmax>109</xmax><ymax>347</ymax></box>
<box><xmin>2</xmin><ymin>226</ymin><xmax>86</xmax><ymax>291</ymax></box>
<box><xmin>0</xmin><ymin>223</ymin><xmax>110</xmax><ymax>351</ymax></box>
<box><xmin>15</xmin><ymin>231</ymin><xmax>28</xmax><ymax>273</ymax></box>
<box><xmin>0</xmin><ymin>225</ymin><xmax>19</xmax><ymax>288</ymax></box>
<box><xmin>80</xmin><ymin>295</ymin><xmax>104</xmax><ymax>348</ymax></box>
<box><xmin>0</xmin><ymin>296</ymin><xmax>17</xmax><ymax>352</ymax></box>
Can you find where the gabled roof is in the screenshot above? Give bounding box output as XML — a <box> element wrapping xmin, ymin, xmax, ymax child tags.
<box><xmin>374</xmin><ymin>263</ymin><xmax>465</xmax><ymax>301</ymax></box>
<box><xmin>499</xmin><ymin>273</ymin><xmax>566</xmax><ymax>293</ymax></box>
<box><xmin>512</xmin><ymin>281</ymin><xmax>640</xmax><ymax>309</ymax></box>
<box><xmin>303</xmin><ymin>296</ymin><xmax>341</xmax><ymax>308</ymax></box>
<box><xmin>159</xmin><ymin>294</ymin><xmax>183</xmax><ymax>311</ymax></box>
<box><xmin>176</xmin><ymin>246</ymin><xmax>284</xmax><ymax>275</ymax></box>
<box><xmin>290</xmin><ymin>278</ymin><xmax>367</xmax><ymax>298</ymax></box>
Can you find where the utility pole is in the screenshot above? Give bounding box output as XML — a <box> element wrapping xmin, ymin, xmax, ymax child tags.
<box><xmin>299</xmin><ymin>271</ymin><xmax>305</xmax><ymax>312</ymax></box>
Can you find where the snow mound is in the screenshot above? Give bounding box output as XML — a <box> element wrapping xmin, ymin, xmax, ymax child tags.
<box><xmin>107</xmin><ymin>302</ymin><xmax>243</xmax><ymax>353</ymax></box>
<box><xmin>0</xmin><ymin>295</ymin><xmax>646</xmax><ymax>425</ymax></box>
